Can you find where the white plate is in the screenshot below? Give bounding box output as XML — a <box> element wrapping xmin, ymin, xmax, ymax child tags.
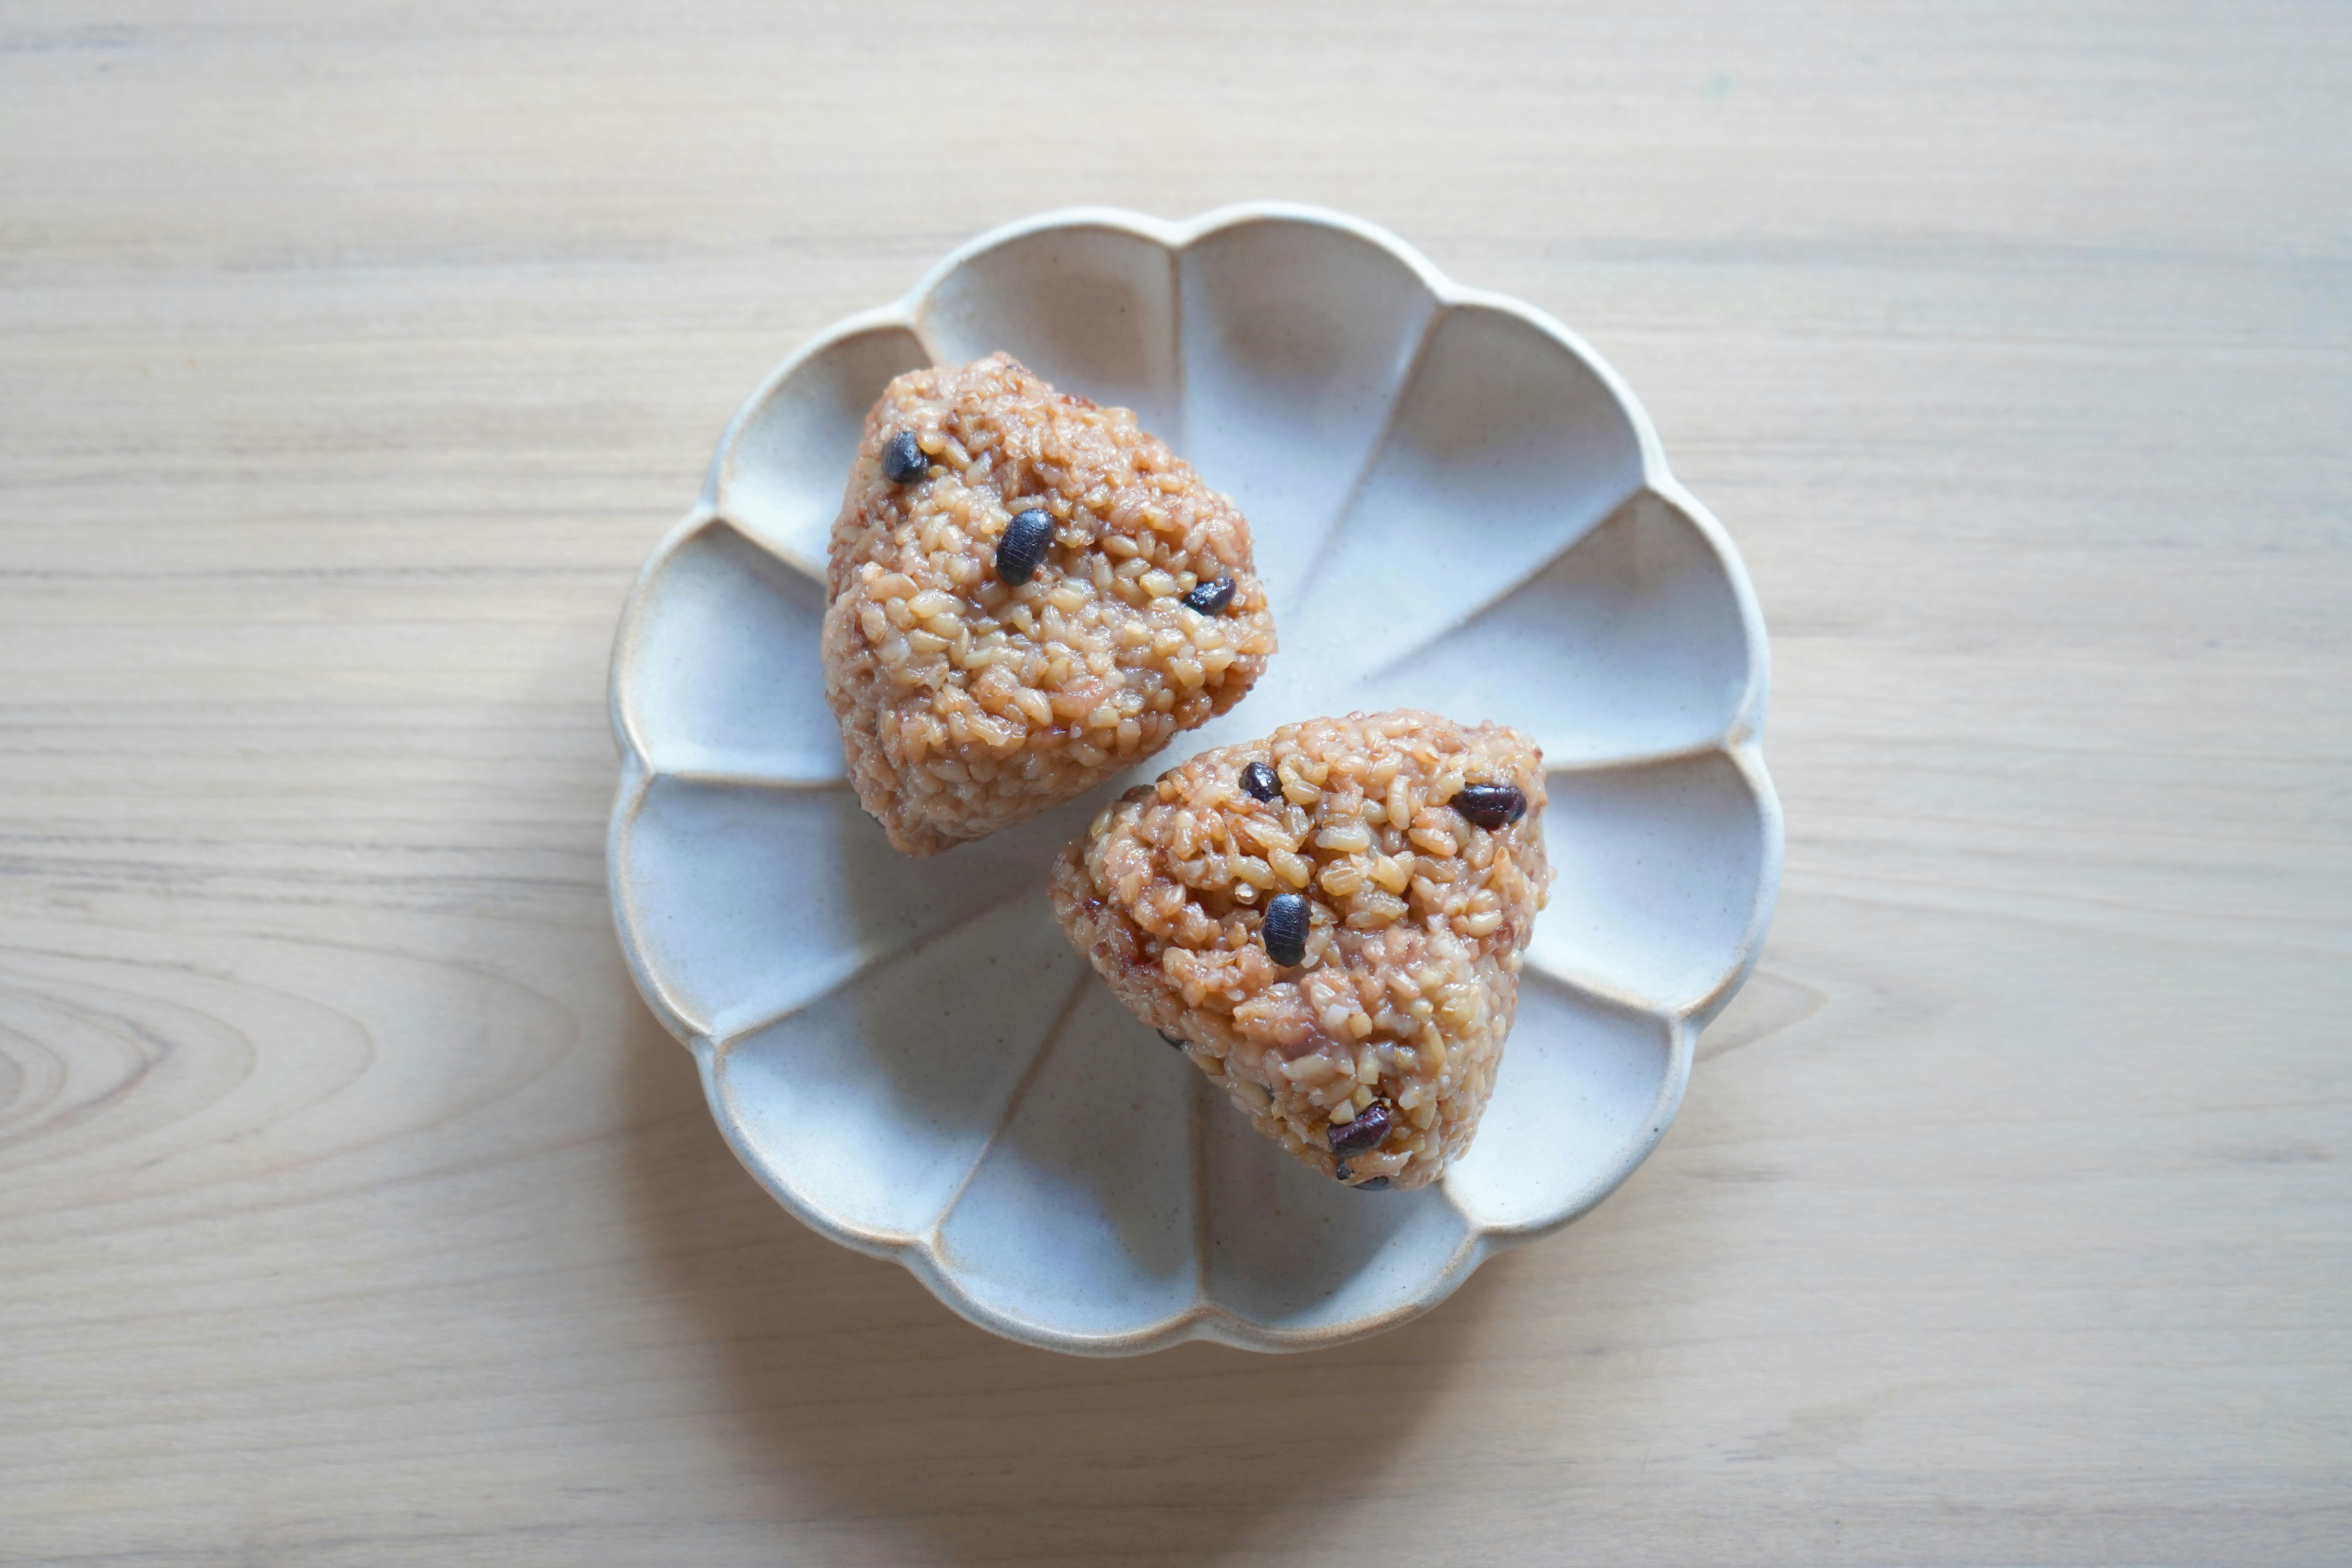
<box><xmin>607</xmin><ymin>203</ymin><xmax>1781</xmax><ymax>1355</ymax></box>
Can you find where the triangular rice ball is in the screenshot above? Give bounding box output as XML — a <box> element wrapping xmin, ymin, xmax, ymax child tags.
<box><xmin>1050</xmin><ymin>710</ymin><xmax>1550</xmax><ymax>1189</ymax></box>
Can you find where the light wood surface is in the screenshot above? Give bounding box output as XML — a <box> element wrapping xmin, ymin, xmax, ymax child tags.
<box><xmin>4</xmin><ymin>3</ymin><xmax>2346</xmax><ymax>1562</ymax></box>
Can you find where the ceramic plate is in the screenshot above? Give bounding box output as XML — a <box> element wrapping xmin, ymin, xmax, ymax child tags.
<box><xmin>608</xmin><ymin>203</ymin><xmax>1780</xmax><ymax>1355</ymax></box>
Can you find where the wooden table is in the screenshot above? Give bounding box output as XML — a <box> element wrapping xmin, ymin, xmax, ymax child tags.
<box><xmin>6</xmin><ymin>4</ymin><xmax>2346</xmax><ymax>1562</ymax></box>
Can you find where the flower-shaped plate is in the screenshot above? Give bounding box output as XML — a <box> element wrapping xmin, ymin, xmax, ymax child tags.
<box><xmin>608</xmin><ymin>204</ymin><xmax>1780</xmax><ymax>1355</ymax></box>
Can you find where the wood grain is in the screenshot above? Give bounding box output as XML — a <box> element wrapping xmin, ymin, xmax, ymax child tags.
<box><xmin>3</xmin><ymin>2</ymin><xmax>2346</xmax><ymax>1562</ymax></box>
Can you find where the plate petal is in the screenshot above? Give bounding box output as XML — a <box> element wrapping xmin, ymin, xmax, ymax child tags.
<box><xmin>932</xmin><ymin>984</ymin><xmax>1200</xmax><ymax>1339</ymax></box>
<box><xmin>916</xmin><ymin>221</ymin><xmax>1182</xmax><ymax>439</ymax></box>
<box><xmin>616</xmin><ymin>519</ymin><xmax>842</xmax><ymax>782</ymax></box>
<box><xmin>1197</xmin><ymin>1076</ymin><xmax>1477</xmax><ymax>1334</ymax></box>
<box><xmin>1349</xmin><ymin>488</ymin><xmax>1756</xmax><ymax>764</ymax></box>
<box><xmin>1442</xmin><ymin>974</ymin><xmax>1679</xmax><ymax>1235</ymax></box>
<box><xmin>1527</xmin><ymin>750</ymin><xmax>1779</xmax><ymax>1016</ymax></box>
<box><xmin>1276</xmin><ymin>300</ymin><xmax>1648</xmax><ymax>685</ymax></box>
<box><xmin>1175</xmin><ymin>217</ymin><xmax>1440</xmax><ymax>605</ymax></box>
<box><xmin>712</xmin><ymin>320</ymin><xmax>929</xmax><ymax>568</ymax></box>
<box><xmin>614</xmin><ymin>776</ymin><xmax>1072</xmax><ymax>1041</ymax></box>
<box><xmin>713</xmin><ymin>899</ymin><xmax>1090</xmax><ymax>1245</ymax></box>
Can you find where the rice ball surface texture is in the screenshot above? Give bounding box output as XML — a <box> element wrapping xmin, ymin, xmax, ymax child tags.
<box><xmin>822</xmin><ymin>353</ymin><xmax>1276</xmax><ymax>856</ymax></box>
<box><xmin>1049</xmin><ymin>710</ymin><xmax>1552</xmax><ymax>1191</ymax></box>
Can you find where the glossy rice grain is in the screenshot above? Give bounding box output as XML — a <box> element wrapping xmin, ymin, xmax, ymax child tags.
<box><xmin>822</xmin><ymin>353</ymin><xmax>1276</xmax><ymax>855</ymax></box>
<box><xmin>1049</xmin><ymin>710</ymin><xmax>1551</xmax><ymax>1189</ymax></box>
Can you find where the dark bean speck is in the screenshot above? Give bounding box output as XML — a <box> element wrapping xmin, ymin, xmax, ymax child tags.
<box><xmin>1328</xmin><ymin>1101</ymin><xmax>1392</xmax><ymax>1156</ymax></box>
<box><xmin>1333</xmin><ymin>1163</ymin><xmax>1352</xmax><ymax>1182</ymax></box>
<box><xmin>1181</xmin><ymin>576</ymin><xmax>1235</xmax><ymax>615</ymax></box>
<box><xmin>995</xmin><ymin>508</ymin><xmax>1055</xmax><ymax>585</ymax></box>
<box><xmin>1454</xmin><ymin>782</ymin><xmax>1528</xmax><ymax>830</ymax></box>
<box><xmin>1261</xmin><ymin>892</ymin><xmax>1310</xmax><ymax>967</ymax></box>
<box><xmin>1355</xmin><ymin>1177</ymin><xmax>1392</xmax><ymax>1191</ymax></box>
<box><xmin>881</xmin><ymin>431</ymin><xmax>928</xmax><ymax>484</ymax></box>
<box><xmin>1240</xmin><ymin>761</ymin><xmax>1280</xmax><ymax>802</ymax></box>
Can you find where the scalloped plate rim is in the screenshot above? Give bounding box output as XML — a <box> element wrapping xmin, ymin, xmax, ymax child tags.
<box><xmin>607</xmin><ymin>202</ymin><xmax>1784</xmax><ymax>1355</ymax></box>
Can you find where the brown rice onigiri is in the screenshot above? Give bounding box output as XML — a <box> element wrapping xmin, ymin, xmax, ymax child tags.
<box><xmin>821</xmin><ymin>353</ymin><xmax>1275</xmax><ymax>856</ymax></box>
<box><xmin>1049</xmin><ymin>710</ymin><xmax>1551</xmax><ymax>1190</ymax></box>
